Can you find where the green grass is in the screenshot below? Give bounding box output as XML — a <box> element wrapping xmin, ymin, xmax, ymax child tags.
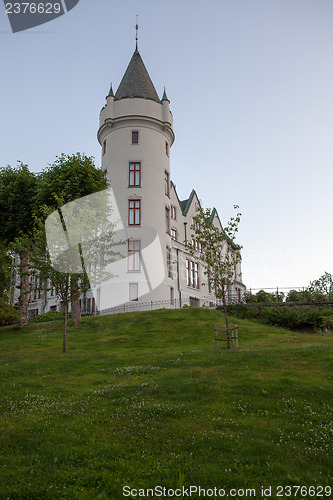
<box><xmin>0</xmin><ymin>308</ymin><xmax>332</xmax><ymax>499</ymax></box>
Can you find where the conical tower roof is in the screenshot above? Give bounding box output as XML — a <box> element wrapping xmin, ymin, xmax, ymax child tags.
<box><xmin>115</xmin><ymin>49</ymin><xmax>160</xmax><ymax>103</ymax></box>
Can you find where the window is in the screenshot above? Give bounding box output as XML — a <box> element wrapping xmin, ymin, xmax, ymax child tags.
<box><xmin>165</xmin><ymin>170</ymin><xmax>170</xmax><ymax>196</ymax></box>
<box><xmin>193</xmin><ymin>217</ymin><xmax>200</xmax><ymax>231</ymax></box>
<box><xmin>102</xmin><ymin>140</ymin><xmax>106</xmax><ymax>155</ymax></box>
<box><xmin>171</xmin><ymin>205</ymin><xmax>177</xmax><ymax>220</ymax></box>
<box><xmin>128</xmin><ymin>240</ymin><xmax>140</xmax><ymax>271</ymax></box>
<box><xmin>189</xmin><ymin>297</ymin><xmax>200</xmax><ymax>307</ymax></box>
<box><xmin>132</xmin><ymin>131</ymin><xmax>139</xmax><ymax>144</ymax></box>
<box><xmin>129</xmin><ymin>283</ymin><xmax>138</xmax><ymax>301</ymax></box>
<box><xmin>191</xmin><ymin>238</ymin><xmax>202</xmax><ymax>252</ymax></box>
<box><xmin>194</xmin><ymin>262</ymin><xmax>199</xmax><ymax>289</ymax></box>
<box><xmin>170</xmin><ymin>287</ymin><xmax>174</xmax><ymax>305</ymax></box>
<box><xmin>166</xmin><ymin>246</ymin><xmax>172</xmax><ymax>278</ymax></box>
<box><xmin>185</xmin><ymin>259</ymin><xmax>199</xmax><ymax>289</ymax></box>
<box><xmin>103</xmin><ymin>169</ymin><xmax>107</xmax><ymax>180</ymax></box>
<box><xmin>129</xmin><ymin>199</ymin><xmax>141</xmax><ymax>226</ymax></box>
<box><xmin>28</xmin><ymin>309</ymin><xmax>39</xmax><ymax>320</ymax></box>
<box><xmin>50</xmin><ymin>305</ymin><xmax>57</xmax><ymax>312</ymax></box>
<box><xmin>208</xmin><ymin>270</ymin><xmax>212</xmax><ymax>294</ymax></box>
<box><xmin>165</xmin><ymin>207</ymin><xmax>170</xmax><ymax>234</ymax></box>
<box><xmin>129</xmin><ymin>162</ymin><xmax>141</xmax><ymax>187</ymax></box>
<box><xmin>171</xmin><ymin>228</ymin><xmax>177</xmax><ymax>241</ymax></box>
<box><xmin>166</xmin><ymin>141</ymin><xmax>169</xmax><ymax>157</ymax></box>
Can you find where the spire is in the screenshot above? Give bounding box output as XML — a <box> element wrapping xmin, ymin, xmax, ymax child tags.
<box><xmin>135</xmin><ymin>15</ymin><xmax>139</xmax><ymax>51</ymax></box>
<box><xmin>107</xmin><ymin>83</ymin><xmax>114</xmax><ymax>98</ymax></box>
<box><xmin>115</xmin><ymin>49</ymin><xmax>160</xmax><ymax>103</ymax></box>
<box><xmin>161</xmin><ymin>87</ymin><xmax>169</xmax><ymax>102</ymax></box>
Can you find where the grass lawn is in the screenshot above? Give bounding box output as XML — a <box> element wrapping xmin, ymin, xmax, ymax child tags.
<box><xmin>0</xmin><ymin>308</ymin><xmax>332</xmax><ymax>499</ymax></box>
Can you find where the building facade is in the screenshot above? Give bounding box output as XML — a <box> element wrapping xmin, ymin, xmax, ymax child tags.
<box><xmin>18</xmin><ymin>44</ymin><xmax>245</xmax><ymax>318</ymax></box>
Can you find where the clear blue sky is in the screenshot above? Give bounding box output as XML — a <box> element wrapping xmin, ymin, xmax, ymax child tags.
<box><xmin>1</xmin><ymin>0</ymin><xmax>333</xmax><ymax>292</ymax></box>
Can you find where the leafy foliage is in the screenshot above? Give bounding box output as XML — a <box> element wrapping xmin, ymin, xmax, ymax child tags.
<box><xmin>228</xmin><ymin>303</ymin><xmax>333</xmax><ymax>331</ymax></box>
<box><xmin>0</xmin><ymin>299</ymin><xmax>20</xmax><ymax>326</ymax></box>
<box><xmin>186</xmin><ymin>204</ymin><xmax>242</xmax><ymax>330</ymax></box>
<box><xmin>0</xmin><ymin>245</ymin><xmax>11</xmax><ymax>300</ymax></box>
<box><xmin>0</xmin><ymin>163</ymin><xmax>37</xmax><ymax>244</ymax></box>
<box><xmin>36</xmin><ymin>153</ymin><xmax>107</xmax><ymax>211</ymax></box>
<box><xmin>30</xmin><ymin>311</ymin><xmax>72</xmax><ymax>323</ymax></box>
<box><xmin>0</xmin><ymin>163</ymin><xmax>38</xmax><ymax>326</ymax></box>
<box><xmin>308</xmin><ymin>272</ymin><xmax>333</xmax><ymax>300</ymax></box>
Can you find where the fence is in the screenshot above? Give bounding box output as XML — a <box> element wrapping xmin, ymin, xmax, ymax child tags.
<box><xmin>97</xmin><ymin>297</ymin><xmax>217</xmax><ymax>316</ymax></box>
<box><xmin>214</xmin><ymin>325</ymin><xmax>238</xmax><ymax>351</ymax></box>
<box><xmin>91</xmin><ymin>286</ymin><xmax>329</xmax><ymax>316</ymax></box>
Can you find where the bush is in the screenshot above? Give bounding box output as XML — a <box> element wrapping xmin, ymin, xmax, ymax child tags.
<box><xmin>0</xmin><ymin>299</ymin><xmax>20</xmax><ymax>326</ymax></box>
<box><xmin>226</xmin><ymin>303</ymin><xmax>333</xmax><ymax>331</ymax></box>
<box><xmin>261</xmin><ymin>306</ymin><xmax>333</xmax><ymax>330</ymax></box>
<box><xmin>30</xmin><ymin>311</ymin><xmax>71</xmax><ymax>323</ymax></box>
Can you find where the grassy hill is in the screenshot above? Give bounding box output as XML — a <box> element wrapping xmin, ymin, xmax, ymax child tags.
<box><xmin>0</xmin><ymin>308</ymin><xmax>332</xmax><ymax>499</ymax></box>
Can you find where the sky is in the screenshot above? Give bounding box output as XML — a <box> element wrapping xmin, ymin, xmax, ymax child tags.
<box><xmin>1</xmin><ymin>0</ymin><xmax>333</xmax><ymax>293</ymax></box>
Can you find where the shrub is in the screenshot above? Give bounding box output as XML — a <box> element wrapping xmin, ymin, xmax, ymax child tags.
<box><xmin>0</xmin><ymin>299</ymin><xmax>20</xmax><ymax>326</ymax></box>
<box><xmin>30</xmin><ymin>311</ymin><xmax>71</xmax><ymax>323</ymax></box>
<box><xmin>260</xmin><ymin>306</ymin><xmax>333</xmax><ymax>330</ymax></box>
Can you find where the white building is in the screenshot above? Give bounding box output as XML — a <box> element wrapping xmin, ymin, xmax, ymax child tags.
<box><xmin>21</xmin><ymin>43</ymin><xmax>245</xmax><ymax>318</ymax></box>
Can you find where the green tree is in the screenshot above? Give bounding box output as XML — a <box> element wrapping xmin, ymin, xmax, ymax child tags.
<box><xmin>32</xmin><ymin>192</ymin><xmax>121</xmax><ymax>353</ymax></box>
<box><xmin>0</xmin><ymin>163</ymin><xmax>37</xmax><ymax>325</ymax></box>
<box><xmin>36</xmin><ymin>153</ymin><xmax>108</xmax><ymax>325</ymax></box>
<box><xmin>186</xmin><ymin>204</ymin><xmax>242</xmax><ymax>335</ymax></box>
<box><xmin>286</xmin><ymin>289</ymin><xmax>313</xmax><ymax>302</ymax></box>
<box><xmin>0</xmin><ymin>244</ymin><xmax>11</xmax><ymax>300</ymax></box>
<box><xmin>308</xmin><ymin>272</ymin><xmax>333</xmax><ymax>301</ymax></box>
<box><xmin>255</xmin><ymin>290</ymin><xmax>276</xmax><ymax>303</ymax></box>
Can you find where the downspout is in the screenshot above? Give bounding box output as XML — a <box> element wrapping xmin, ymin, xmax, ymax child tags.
<box><xmin>176</xmin><ymin>248</ymin><xmax>181</xmax><ymax>308</ymax></box>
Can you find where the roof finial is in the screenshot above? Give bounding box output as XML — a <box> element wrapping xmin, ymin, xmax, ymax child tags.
<box><xmin>135</xmin><ymin>15</ymin><xmax>139</xmax><ymax>51</ymax></box>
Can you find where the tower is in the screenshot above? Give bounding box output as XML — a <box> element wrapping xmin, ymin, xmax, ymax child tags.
<box><xmin>97</xmin><ymin>46</ymin><xmax>175</xmax><ymax>308</ymax></box>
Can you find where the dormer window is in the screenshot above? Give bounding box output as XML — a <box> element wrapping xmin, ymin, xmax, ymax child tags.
<box><xmin>132</xmin><ymin>131</ymin><xmax>139</xmax><ymax>144</ymax></box>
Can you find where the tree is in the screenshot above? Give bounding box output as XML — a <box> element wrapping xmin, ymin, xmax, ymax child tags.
<box><xmin>32</xmin><ymin>191</ymin><xmax>122</xmax><ymax>353</ymax></box>
<box><xmin>186</xmin><ymin>204</ymin><xmax>242</xmax><ymax>334</ymax></box>
<box><xmin>286</xmin><ymin>289</ymin><xmax>313</xmax><ymax>302</ymax></box>
<box><xmin>0</xmin><ymin>163</ymin><xmax>37</xmax><ymax>325</ymax></box>
<box><xmin>308</xmin><ymin>272</ymin><xmax>333</xmax><ymax>301</ymax></box>
<box><xmin>36</xmin><ymin>153</ymin><xmax>108</xmax><ymax>325</ymax></box>
<box><xmin>0</xmin><ymin>244</ymin><xmax>11</xmax><ymax>300</ymax></box>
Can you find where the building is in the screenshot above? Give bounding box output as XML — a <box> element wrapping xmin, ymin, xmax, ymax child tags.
<box><xmin>17</xmin><ymin>42</ymin><xmax>245</xmax><ymax>318</ymax></box>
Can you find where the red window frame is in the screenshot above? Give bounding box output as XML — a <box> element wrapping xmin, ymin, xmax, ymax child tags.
<box><xmin>129</xmin><ymin>162</ymin><xmax>141</xmax><ymax>187</ymax></box>
<box><xmin>129</xmin><ymin>199</ymin><xmax>141</xmax><ymax>226</ymax></box>
<box><xmin>171</xmin><ymin>228</ymin><xmax>177</xmax><ymax>241</ymax></box>
<box><xmin>194</xmin><ymin>262</ymin><xmax>199</xmax><ymax>289</ymax></box>
<box><xmin>186</xmin><ymin>259</ymin><xmax>190</xmax><ymax>287</ymax></box>
<box><xmin>165</xmin><ymin>207</ymin><xmax>170</xmax><ymax>234</ymax></box>
<box><xmin>128</xmin><ymin>240</ymin><xmax>140</xmax><ymax>271</ymax></box>
<box><xmin>186</xmin><ymin>259</ymin><xmax>199</xmax><ymax>289</ymax></box>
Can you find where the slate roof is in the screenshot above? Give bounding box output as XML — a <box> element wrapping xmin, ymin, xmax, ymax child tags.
<box><xmin>115</xmin><ymin>49</ymin><xmax>160</xmax><ymax>103</ymax></box>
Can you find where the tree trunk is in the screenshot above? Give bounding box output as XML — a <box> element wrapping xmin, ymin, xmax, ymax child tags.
<box><xmin>70</xmin><ymin>275</ymin><xmax>81</xmax><ymax>325</ymax></box>
<box><xmin>222</xmin><ymin>289</ymin><xmax>230</xmax><ymax>348</ymax></box>
<box><xmin>63</xmin><ymin>301</ymin><xmax>68</xmax><ymax>353</ymax></box>
<box><xmin>19</xmin><ymin>249</ymin><xmax>29</xmax><ymax>326</ymax></box>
